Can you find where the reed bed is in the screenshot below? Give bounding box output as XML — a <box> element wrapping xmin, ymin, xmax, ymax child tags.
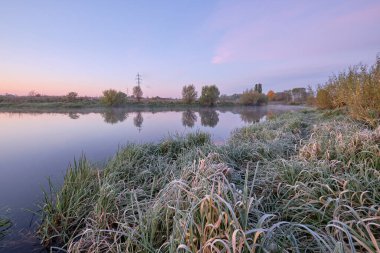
<box><xmin>39</xmin><ymin>110</ymin><xmax>380</xmax><ymax>252</ymax></box>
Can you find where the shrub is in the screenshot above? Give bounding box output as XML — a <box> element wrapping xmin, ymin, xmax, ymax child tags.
<box><xmin>199</xmin><ymin>85</ymin><xmax>220</xmax><ymax>106</ymax></box>
<box><xmin>239</xmin><ymin>89</ymin><xmax>268</xmax><ymax>105</ymax></box>
<box><xmin>182</xmin><ymin>84</ymin><xmax>197</xmax><ymax>104</ymax></box>
<box><xmin>316</xmin><ymin>88</ymin><xmax>333</xmax><ymax>109</ymax></box>
<box><xmin>316</xmin><ymin>56</ymin><xmax>380</xmax><ymax>127</ymax></box>
<box><xmin>101</xmin><ymin>89</ymin><xmax>126</xmax><ymax>106</ymax></box>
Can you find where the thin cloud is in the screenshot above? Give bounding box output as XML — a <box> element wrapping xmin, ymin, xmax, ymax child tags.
<box><xmin>209</xmin><ymin>1</ymin><xmax>380</xmax><ymax>64</ymax></box>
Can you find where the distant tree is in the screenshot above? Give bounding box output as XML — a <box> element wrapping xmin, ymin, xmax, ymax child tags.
<box><xmin>133</xmin><ymin>86</ymin><xmax>143</xmax><ymax>102</ymax></box>
<box><xmin>240</xmin><ymin>89</ymin><xmax>268</xmax><ymax>105</ymax></box>
<box><xmin>254</xmin><ymin>83</ymin><xmax>263</xmax><ymax>94</ymax></box>
<box><xmin>66</xmin><ymin>92</ymin><xmax>78</xmax><ymax>102</ymax></box>
<box><xmin>199</xmin><ymin>85</ymin><xmax>220</xmax><ymax>106</ymax></box>
<box><xmin>182</xmin><ymin>84</ymin><xmax>197</xmax><ymax>104</ymax></box>
<box><xmin>101</xmin><ymin>89</ymin><xmax>127</xmax><ymax>106</ymax></box>
<box><xmin>267</xmin><ymin>90</ymin><xmax>276</xmax><ymax>101</ymax></box>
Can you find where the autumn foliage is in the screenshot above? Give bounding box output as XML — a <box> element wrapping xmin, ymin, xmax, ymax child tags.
<box><xmin>267</xmin><ymin>90</ymin><xmax>276</xmax><ymax>101</ymax></box>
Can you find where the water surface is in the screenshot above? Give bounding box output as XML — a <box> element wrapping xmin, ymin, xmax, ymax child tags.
<box><xmin>0</xmin><ymin>105</ymin><xmax>303</xmax><ymax>252</ymax></box>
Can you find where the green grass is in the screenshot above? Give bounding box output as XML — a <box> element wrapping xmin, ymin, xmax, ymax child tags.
<box><xmin>38</xmin><ymin>109</ymin><xmax>380</xmax><ymax>252</ymax></box>
<box><xmin>0</xmin><ymin>217</ymin><xmax>11</xmax><ymax>241</ymax></box>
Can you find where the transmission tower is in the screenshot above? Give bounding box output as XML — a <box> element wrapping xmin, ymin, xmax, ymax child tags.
<box><xmin>136</xmin><ymin>73</ymin><xmax>142</xmax><ymax>87</ymax></box>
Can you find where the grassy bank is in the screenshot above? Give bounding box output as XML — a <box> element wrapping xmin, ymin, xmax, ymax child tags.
<box><xmin>0</xmin><ymin>95</ymin><xmax>270</xmax><ymax>111</ymax></box>
<box><xmin>39</xmin><ymin>110</ymin><xmax>380</xmax><ymax>252</ymax></box>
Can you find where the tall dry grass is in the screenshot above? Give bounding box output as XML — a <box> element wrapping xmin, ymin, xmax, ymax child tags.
<box><xmin>316</xmin><ymin>55</ymin><xmax>380</xmax><ymax>127</ymax></box>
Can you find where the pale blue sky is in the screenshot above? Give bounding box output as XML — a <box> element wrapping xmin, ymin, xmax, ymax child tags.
<box><xmin>1</xmin><ymin>0</ymin><xmax>379</xmax><ymax>97</ymax></box>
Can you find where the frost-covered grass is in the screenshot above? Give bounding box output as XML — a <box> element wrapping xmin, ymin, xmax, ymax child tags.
<box><xmin>39</xmin><ymin>110</ymin><xmax>380</xmax><ymax>252</ymax></box>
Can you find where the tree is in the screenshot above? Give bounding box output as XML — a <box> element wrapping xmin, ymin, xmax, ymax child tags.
<box><xmin>66</xmin><ymin>92</ymin><xmax>78</xmax><ymax>102</ymax></box>
<box><xmin>199</xmin><ymin>85</ymin><xmax>220</xmax><ymax>106</ymax></box>
<box><xmin>101</xmin><ymin>89</ymin><xmax>127</xmax><ymax>106</ymax></box>
<box><xmin>267</xmin><ymin>90</ymin><xmax>276</xmax><ymax>101</ymax></box>
<box><xmin>182</xmin><ymin>85</ymin><xmax>197</xmax><ymax>104</ymax></box>
<box><xmin>133</xmin><ymin>86</ymin><xmax>143</xmax><ymax>102</ymax></box>
<box><xmin>254</xmin><ymin>83</ymin><xmax>263</xmax><ymax>94</ymax></box>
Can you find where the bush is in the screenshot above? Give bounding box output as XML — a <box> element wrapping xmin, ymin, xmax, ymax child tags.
<box><xmin>199</xmin><ymin>85</ymin><xmax>220</xmax><ymax>106</ymax></box>
<box><xmin>316</xmin><ymin>88</ymin><xmax>333</xmax><ymax>109</ymax></box>
<box><xmin>101</xmin><ymin>89</ymin><xmax>126</xmax><ymax>106</ymax></box>
<box><xmin>182</xmin><ymin>85</ymin><xmax>197</xmax><ymax>104</ymax></box>
<box><xmin>239</xmin><ymin>89</ymin><xmax>268</xmax><ymax>105</ymax></box>
<box><xmin>316</xmin><ymin>55</ymin><xmax>380</xmax><ymax>127</ymax></box>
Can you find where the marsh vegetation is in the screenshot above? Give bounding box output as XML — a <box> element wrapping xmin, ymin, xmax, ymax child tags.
<box><xmin>38</xmin><ymin>109</ymin><xmax>380</xmax><ymax>252</ymax></box>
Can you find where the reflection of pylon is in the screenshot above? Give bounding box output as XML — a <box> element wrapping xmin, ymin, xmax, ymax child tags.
<box><xmin>133</xmin><ymin>112</ymin><xmax>143</xmax><ymax>132</ymax></box>
<box><xmin>136</xmin><ymin>73</ymin><xmax>142</xmax><ymax>87</ymax></box>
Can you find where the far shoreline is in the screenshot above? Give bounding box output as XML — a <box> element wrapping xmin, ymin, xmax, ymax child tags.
<box><xmin>0</xmin><ymin>102</ymin><xmax>307</xmax><ymax>114</ymax></box>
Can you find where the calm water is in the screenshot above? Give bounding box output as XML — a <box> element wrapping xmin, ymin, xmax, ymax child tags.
<box><xmin>0</xmin><ymin>105</ymin><xmax>302</xmax><ymax>252</ymax></box>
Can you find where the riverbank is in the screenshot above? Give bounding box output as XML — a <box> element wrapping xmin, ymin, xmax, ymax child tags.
<box><xmin>38</xmin><ymin>109</ymin><xmax>380</xmax><ymax>252</ymax></box>
<box><xmin>0</xmin><ymin>95</ymin><xmax>298</xmax><ymax>112</ymax></box>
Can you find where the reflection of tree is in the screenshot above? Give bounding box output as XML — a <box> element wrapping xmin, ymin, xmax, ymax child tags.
<box><xmin>133</xmin><ymin>112</ymin><xmax>144</xmax><ymax>131</ymax></box>
<box><xmin>101</xmin><ymin>109</ymin><xmax>128</xmax><ymax>124</ymax></box>
<box><xmin>239</xmin><ymin>111</ymin><xmax>261</xmax><ymax>124</ymax></box>
<box><xmin>199</xmin><ymin>109</ymin><xmax>219</xmax><ymax>127</ymax></box>
<box><xmin>182</xmin><ymin>110</ymin><xmax>197</xmax><ymax>128</ymax></box>
<box><xmin>68</xmin><ymin>112</ymin><xmax>80</xmax><ymax>120</ymax></box>
<box><xmin>239</xmin><ymin>107</ymin><xmax>268</xmax><ymax>124</ymax></box>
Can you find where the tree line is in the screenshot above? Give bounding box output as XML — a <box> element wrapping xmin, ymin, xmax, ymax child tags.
<box><xmin>99</xmin><ymin>83</ymin><xmax>270</xmax><ymax>107</ymax></box>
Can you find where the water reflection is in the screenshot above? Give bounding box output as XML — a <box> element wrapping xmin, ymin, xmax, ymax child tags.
<box><xmin>0</xmin><ymin>105</ymin><xmax>306</xmax><ymax>252</ymax></box>
<box><xmin>133</xmin><ymin>112</ymin><xmax>144</xmax><ymax>131</ymax></box>
<box><xmin>101</xmin><ymin>109</ymin><xmax>128</xmax><ymax>124</ymax></box>
<box><xmin>68</xmin><ymin>112</ymin><xmax>80</xmax><ymax>119</ymax></box>
<box><xmin>239</xmin><ymin>107</ymin><xmax>268</xmax><ymax>123</ymax></box>
<box><xmin>182</xmin><ymin>110</ymin><xmax>197</xmax><ymax>128</ymax></box>
<box><xmin>199</xmin><ymin>109</ymin><xmax>219</xmax><ymax>127</ymax></box>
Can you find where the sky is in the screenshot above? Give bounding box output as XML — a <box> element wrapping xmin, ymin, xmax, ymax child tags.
<box><xmin>1</xmin><ymin>0</ymin><xmax>380</xmax><ymax>97</ymax></box>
